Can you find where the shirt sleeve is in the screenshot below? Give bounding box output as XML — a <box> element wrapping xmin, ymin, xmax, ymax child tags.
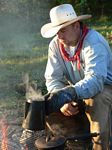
<box><xmin>44</xmin><ymin>43</ymin><xmax>66</xmax><ymax>92</ymax></box>
<box><xmin>74</xmin><ymin>42</ymin><xmax>108</xmax><ymax>99</ymax></box>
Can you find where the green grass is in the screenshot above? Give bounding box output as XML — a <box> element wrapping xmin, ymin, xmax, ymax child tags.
<box><xmin>0</xmin><ymin>37</ymin><xmax>49</xmax><ymax>117</ymax></box>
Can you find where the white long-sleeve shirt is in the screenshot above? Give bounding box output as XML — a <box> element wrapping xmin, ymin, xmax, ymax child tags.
<box><xmin>45</xmin><ymin>29</ymin><xmax>112</xmax><ymax>99</ymax></box>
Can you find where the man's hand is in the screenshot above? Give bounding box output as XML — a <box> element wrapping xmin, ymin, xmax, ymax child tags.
<box><xmin>60</xmin><ymin>102</ymin><xmax>79</xmax><ymax>116</ymax></box>
<box><xmin>44</xmin><ymin>86</ymin><xmax>78</xmax><ymax>115</ymax></box>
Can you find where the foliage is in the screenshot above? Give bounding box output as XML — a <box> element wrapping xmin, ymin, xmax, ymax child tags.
<box><xmin>54</xmin><ymin>0</ymin><xmax>112</xmax><ymax>18</ymax></box>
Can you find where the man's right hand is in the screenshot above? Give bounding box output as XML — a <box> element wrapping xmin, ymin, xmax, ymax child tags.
<box><xmin>60</xmin><ymin>102</ymin><xmax>79</xmax><ymax>116</ymax></box>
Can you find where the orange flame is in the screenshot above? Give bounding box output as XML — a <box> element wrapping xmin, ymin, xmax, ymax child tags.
<box><xmin>1</xmin><ymin>119</ymin><xmax>8</xmax><ymax>150</ymax></box>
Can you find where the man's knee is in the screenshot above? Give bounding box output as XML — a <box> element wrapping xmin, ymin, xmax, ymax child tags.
<box><xmin>85</xmin><ymin>85</ymin><xmax>112</xmax><ymax>109</ymax></box>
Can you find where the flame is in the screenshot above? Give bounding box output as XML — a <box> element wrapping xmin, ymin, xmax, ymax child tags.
<box><xmin>1</xmin><ymin>119</ymin><xmax>8</xmax><ymax>150</ymax></box>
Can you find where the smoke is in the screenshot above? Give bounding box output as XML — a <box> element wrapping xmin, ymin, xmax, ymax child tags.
<box><xmin>0</xmin><ymin>0</ymin><xmax>51</xmax><ymax>51</ymax></box>
<box><xmin>0</xmin><ymin>15</ymin><xmax>29</xmax><ymax>51</ymax></box>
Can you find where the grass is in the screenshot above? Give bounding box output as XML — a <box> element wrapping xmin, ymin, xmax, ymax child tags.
<box><xmin>0</xmin><ymin>36</ymin><xmax>49</xmax><ymax>119</ymax></box>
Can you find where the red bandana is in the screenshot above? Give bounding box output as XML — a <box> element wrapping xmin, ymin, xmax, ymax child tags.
<box><xmin>59</xmin><ymin>26</ymin><xmax>89</xmax><ymax>70</ymax></box>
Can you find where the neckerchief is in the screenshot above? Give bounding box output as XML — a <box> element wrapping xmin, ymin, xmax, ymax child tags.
<box><xmin>59</xmin><ymin>25</ymin><xmax>89</xmax><ymax>70</ymax></box>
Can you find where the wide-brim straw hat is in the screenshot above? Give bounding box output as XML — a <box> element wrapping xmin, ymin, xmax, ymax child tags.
<box><xmin>41</xmin><ymin>4</ymin><xmax>91</xmax><ymax>38</ymax></box>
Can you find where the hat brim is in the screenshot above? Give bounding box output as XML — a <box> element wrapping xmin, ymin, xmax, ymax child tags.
<box><xmin>41</xmin><ymin>15</ymin><xmax>91</xmax><ymax>38</ymax></box>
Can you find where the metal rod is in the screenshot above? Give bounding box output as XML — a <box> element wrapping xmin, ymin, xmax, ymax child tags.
<box><xmin>46</xmin><ymin>121</ymin><xmax>55</xmax><ymax>136</ymax></box>
<box><xmin>67</xmin><ymin>132</ymin><xmax>100</xmax><ymax>141</ymax></box>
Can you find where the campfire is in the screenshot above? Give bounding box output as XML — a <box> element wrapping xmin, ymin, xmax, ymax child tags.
<box><xmin>0</xmin><ymin>117</ymin><xmax>24</xmax><ymax>150</ymax></box>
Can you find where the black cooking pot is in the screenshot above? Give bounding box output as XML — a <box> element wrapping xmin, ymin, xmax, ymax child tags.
<box><xmin>35</xmin><ymin>136</ymin><xmax>66</xmax><ymax>150</ymax></box>
<box><xmin>35</xmin><ymin>133</ymin><xmax>99</xmax><ymax>150</ymax></box>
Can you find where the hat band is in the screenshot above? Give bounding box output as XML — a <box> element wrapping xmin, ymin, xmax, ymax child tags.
<box><xmin>52</xmin><ymin>18</ymin><xmax>77</xmax><ymax>27</ymax></box>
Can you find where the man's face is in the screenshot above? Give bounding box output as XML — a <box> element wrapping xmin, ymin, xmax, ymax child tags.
<box><xmin>57</xmin><ymin>22</ymin><xmax>80</xmax><ymax>47</ymax></box>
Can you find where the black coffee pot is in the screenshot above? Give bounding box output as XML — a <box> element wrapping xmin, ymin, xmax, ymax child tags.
<box><xmin>22</xmin><ymin>100</ymin><xmax>46</xmax><ymax>131</ymax></box>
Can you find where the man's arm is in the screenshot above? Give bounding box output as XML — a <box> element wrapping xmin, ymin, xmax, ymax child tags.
<box><xmin>45</xmin><ymin>40</ymin><xmax>67</xmax><ymax>92</ymax></box>
<box><xmin>74</xmin><ymin>42</ymin><xmax>108</xmax><ymax>99</ymax></box>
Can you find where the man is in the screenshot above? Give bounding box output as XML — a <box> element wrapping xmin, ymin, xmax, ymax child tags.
<box><xmin>40</xmin><ymin>4</ymin><xmax>112</xmax><ymax>150</ymax></box>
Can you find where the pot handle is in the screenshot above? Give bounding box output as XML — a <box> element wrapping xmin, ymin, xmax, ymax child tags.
<box><xmin>66</xmin><ymin>132</ymin><xmax>100</xmax><ymax>141</ymax></box>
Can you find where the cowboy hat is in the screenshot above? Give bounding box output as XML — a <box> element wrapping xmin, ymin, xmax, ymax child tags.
<box><xmin>41</xmin><ymin>4</ymin><xmax>91</xmax><ymax>38</ymax></box>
